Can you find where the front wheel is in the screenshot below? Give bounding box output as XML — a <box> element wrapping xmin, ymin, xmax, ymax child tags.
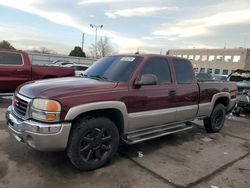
<box><xmin>203</xmin><ymin>103</ymin><xmax>226</xmax><ymax>133</ymax></box>
<box><xmin>67</xmin><ymin>117</ymin><xmax>119</xmax><ymax>171</ymax></box>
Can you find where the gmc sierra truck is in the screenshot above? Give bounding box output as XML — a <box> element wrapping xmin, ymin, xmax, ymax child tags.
<box><xmin>6</xmin><ymin>54</ymin><xmax>237</xmax><ymax>171</ymax></box>
<box><xmin>0</xmin><ymin>49</ymin><xmax>75</xmax><ymax>93</ymax></box>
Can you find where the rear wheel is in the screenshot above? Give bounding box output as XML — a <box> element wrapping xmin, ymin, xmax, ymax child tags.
<box><xmin>67</xmin><ymin>117</ymin><xmax>119</xmax><ymax>171</ymax></box>
<box><xmin>203</xmin><ymin>103</ymin><xmax>226</xmax><ymax>133</ymax></box>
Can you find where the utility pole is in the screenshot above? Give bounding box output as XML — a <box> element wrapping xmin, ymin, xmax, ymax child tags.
<box><xmin>90</xmin><ymin>24</ymin><xmax>103</xmax><ymax>59</ymax></box>
<box><xmin>82</xmin><ymin>33</ymin><xmax>84</xmax><ymax>51</ymax></box>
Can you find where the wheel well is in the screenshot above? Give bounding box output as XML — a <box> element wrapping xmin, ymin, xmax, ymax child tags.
<box><xmin>72</xmin><ymin>109</ymin><xmax>124</xmax><ymax>135</ymax></box>
<box><xmin>215</xmin><ymin>97</ymin><xmax>229</xmax><ymax>107</ymax></box>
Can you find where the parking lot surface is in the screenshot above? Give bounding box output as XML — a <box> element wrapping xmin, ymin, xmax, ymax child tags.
<box><xmin>0</xmin><ymin>97</ymin><xmax>250</xmax><ymax>188</ymax></box>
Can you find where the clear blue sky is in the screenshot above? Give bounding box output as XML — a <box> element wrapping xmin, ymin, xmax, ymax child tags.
<box><xmin>0</xmin><ymin>0</ymin><xmax>250</xmax><ymax>55</ymax></box>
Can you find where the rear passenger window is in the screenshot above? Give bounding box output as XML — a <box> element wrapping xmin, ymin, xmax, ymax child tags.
<box><xmin>173</xmin><ymin>59</ymin><xmax>193</xmax><ymax>84</ymax></box>
<box><xmin>0</xmin><ymin>52</ymin><xmax>23</xmax><ymax>65</ymax></box>
<box><xmin>140</xmin><ymin>58</ymin><xmax>171</xmax><ymax>84</ymax></box>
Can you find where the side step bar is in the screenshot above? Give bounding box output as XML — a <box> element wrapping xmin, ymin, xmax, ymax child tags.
<box><xmin>123</xmin><ymin>122</ymin><xmax>193</xmax><ymax>144</ymax></box>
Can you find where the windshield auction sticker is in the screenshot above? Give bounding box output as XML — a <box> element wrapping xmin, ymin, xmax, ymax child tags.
<box><xmin>120</xmin><ymin>57</ymin><xmax>135</xmax><ymax>62</ymax></box>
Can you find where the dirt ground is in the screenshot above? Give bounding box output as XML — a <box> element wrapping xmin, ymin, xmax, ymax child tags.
<box><xmin>0</xmin><ymin>97</ymin><xmax>249</xmax><ymax>188</ymax></box>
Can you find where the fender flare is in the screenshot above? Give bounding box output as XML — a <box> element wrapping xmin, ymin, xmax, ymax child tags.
<box><xmin>64</xmin><ymin>101</ymin><xmax>129</xmax><ymax>132</ymax></box>
<box><xmin>208</xmin><ymin>92</ymin><xmax>230</xmax><ymax>116</ymax></box>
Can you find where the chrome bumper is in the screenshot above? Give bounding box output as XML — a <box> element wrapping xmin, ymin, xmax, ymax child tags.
<box><xmin>6</xmin><ymin>106</ymin><xmax>71</xmax><ymax>151</ymax></box>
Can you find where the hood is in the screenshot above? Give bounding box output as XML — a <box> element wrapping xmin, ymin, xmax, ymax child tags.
<box><xmin>18</xmin><ymin>77</ymin><xmax>118</xmax><ymax>99</ymax></box>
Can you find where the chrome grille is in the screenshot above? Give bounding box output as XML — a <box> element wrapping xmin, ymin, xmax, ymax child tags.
<box><xmin>13</xmin><ymin>94</ymin><xmax>29</xmax><ymax>117</ymax></box>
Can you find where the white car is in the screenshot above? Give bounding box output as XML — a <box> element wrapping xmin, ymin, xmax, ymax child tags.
<box><xmin>64</xmin><ymin>64</ymin><xmax>89</xmax><ymax>77</ymax></box>
<box><xmin>46</xmin><ymin>60</ymin><xmax>73</xmax><ymax>66</ymax></box>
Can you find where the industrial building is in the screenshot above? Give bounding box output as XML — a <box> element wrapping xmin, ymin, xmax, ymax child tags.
<box><xmin>168</xmin><ymin>48</ymin><xmax>250</xmax><ymax>75</ymax></box>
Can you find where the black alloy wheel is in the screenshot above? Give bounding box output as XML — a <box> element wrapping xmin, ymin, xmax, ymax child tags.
<box><xmin>79</xmin><ymin>127</ymin><xmax>112</xmax><ymax>162</ymax></box>
<box><xmin>204</xmin><ymin>103</ymin><xmax>226</xmax><ymax>133</ymax></box>
<box><xmin>67</xmin><ymin>117</ymin><xmax>119</xmax><ymax>171</ymax></box>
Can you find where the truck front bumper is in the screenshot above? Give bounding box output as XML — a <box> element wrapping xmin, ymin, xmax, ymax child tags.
<box><xmin>6</xmin><ymin>106</ymin><xmax>71</xmax><ymax>151</ymax></box>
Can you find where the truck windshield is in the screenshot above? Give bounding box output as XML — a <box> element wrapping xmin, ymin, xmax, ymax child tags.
<box><xmin>84</xmin><ymin>56</ymin><xmax>141</xmax><ymax>82</ymax></box>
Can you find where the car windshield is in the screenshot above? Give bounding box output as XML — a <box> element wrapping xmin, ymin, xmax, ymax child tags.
<box><xmin>84</xmin><ymin>56</ymin><xmax>141</xmax><ymax>82</ymax></box>
<box><xmin>196</xmin><ymin>72</ymin><xmax>213</xmax><ymax>81</ymax></box>
<box><xmin>214</xmin><ymin>76</ymin><xmax>227</xmax><ymax>81</ymax></box>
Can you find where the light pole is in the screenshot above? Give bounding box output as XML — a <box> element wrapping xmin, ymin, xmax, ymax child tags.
<box><xmin>82</xmin><ymin>32</ymin><xmax>84</xmax><ymax>51</ymax></box>
<box><xmin>90</xmin><ymin>24</ymin><xmax>103</xmax><ymax>58</ymax></box>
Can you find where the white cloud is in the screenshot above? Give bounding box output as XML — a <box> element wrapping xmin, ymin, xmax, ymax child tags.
<box><xmin>78</xmin><ymin>0</ymin><xmax>147</xmax><ymax>5</ymax></box>
<box><xmin>79</xmin><ymin>0</ymin><xmax>123</xmax><ymax>4</ymax></box>
<box><xmin>153</xmin><ymin>9</ymin><xmax>250</xmax><ymax>39</ymax></box>
<box><xmin>0</xmin><ymin>0</ymin><xmax>152</xmax><ymax>51</ymax></box>
<box><xmin>0</xmin><ymin>26</ymin><xmax>7</xmax><ymax>32</ymax></box>
<box><xmin>105</xmin><ymin>6</ymin><xmax>177</xmax><ymax>19</ymax></box>
<box><xmin>0</xmin><ymin>26</ymin><xmax>73</xmax><ymax>53</ymax></box>
<box><xmin>182</xmin><ymin>42</ymin><xmax>217</xmax><ymax>49</ymax></box>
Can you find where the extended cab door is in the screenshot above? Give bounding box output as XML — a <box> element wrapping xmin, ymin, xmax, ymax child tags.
<box><xmin>127</xmin><ymin>57</ymin><xmax>177</xmax><ymax>132</ymax></box>
<box><xmin>171</xmin><ymin>58</ymin><xmax>199</xmax><ymax>121</ymax></box>
<box><xmin>0</xmin><ymin>51</ymin><xmax>30</xmax><ymax>93</ymax></box>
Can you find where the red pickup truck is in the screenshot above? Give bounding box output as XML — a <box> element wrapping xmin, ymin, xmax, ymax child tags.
<box><xmin>6</xmin><ymin>54</ymin><xmax>237</xmax><ymax>170</ymax></box>
<box><xmin>0</xmin><ymin>49</ymin><xmax>75</xmax><ymax>93</ymax></box>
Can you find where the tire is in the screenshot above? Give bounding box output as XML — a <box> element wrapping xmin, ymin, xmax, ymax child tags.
<box><xmin>203</xmin><ymin>103</ymin><xmax>226</xmax><ymax>133</ymax></box>
<box><xmin>67</xmin><ymin>117</ymin><xmax>119</xmax><ymax>171</ymax></box>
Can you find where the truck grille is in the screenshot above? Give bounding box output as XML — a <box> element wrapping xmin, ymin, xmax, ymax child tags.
<box><xmin>13</xmin><ymin>94</ymin><xmax>29</xmax><ymax>117</ymax></box>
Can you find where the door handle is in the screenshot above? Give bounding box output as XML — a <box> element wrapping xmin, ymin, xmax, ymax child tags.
<box><xmin>168</xmin><ymin>90</ymin><xmax>176</xmax><ymax>96</ymax></box>
<box><xmin>16</xmin><ymin>69</ymin><xmax>23</xmax><ymax>72</ymax></box>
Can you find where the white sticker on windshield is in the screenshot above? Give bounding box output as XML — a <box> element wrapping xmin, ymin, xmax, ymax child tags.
<box><xmin>120</xmin><ymin>57</ymin><xmax>135</xmax><ymax>62</ymax></box>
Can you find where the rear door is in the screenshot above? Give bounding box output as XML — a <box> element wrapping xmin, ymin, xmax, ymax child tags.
<box><xmin>127</xmin><ymin>57</ymin><xmax>177</xmax><ymax>132</ymax></box>
<box><xmin>171</xmin><ymin>58</ymin><xmax>199</xmax><ymax>121</ymax></box>
<box><xmin>0</xmin><ymin>51</ymin><xmax>30</xmax><ymax>93</ymax></box>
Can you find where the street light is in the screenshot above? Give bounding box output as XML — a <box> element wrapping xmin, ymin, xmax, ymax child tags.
<box><xmin>90</xmin><ymin>24</ymin><xmax>103</xmax><ymax>58</ymax></box>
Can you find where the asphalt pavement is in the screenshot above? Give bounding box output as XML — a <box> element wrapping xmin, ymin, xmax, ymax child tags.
<box><xmin>0</xmin><ymin>97</ymin><xmax>249</xmax><ymax>188</ymax></box>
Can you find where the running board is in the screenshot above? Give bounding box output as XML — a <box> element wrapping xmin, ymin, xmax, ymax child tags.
<box><xmin>123</xmin><ymin>122</ymin><xmax>193</xmax><ymax>144</ymax></box>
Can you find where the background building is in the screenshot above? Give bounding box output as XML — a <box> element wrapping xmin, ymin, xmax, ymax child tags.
<box><xmin>168</xmin><ymin>48</ymin><xmax>250</xmax><ymax>75</ymax></box>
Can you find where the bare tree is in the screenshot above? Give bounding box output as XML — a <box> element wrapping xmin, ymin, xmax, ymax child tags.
<box><xmin>31</xmin><ymin>47</ymin><xmax>57</xmax><ymax>54</ymax></box>
<box><xmin>88</xmin><ymin>37</ymin><xmax>115</xmax><ymax>58</ymax></box>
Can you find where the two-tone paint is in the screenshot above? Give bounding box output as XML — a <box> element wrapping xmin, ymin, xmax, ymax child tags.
<box><xmin>0</xmin><ymin>49</ymin><xmax>75</xmax><ymax>93</ymax></box>
<box><xmin>6</xmin><ymin>54</ymin><xmax>238</xmax><ymax>151</ymax></box>
<box><xmin>17</xmin><ymin>54</ymin><xmax>237</xmax><ymax>136</ymax></box>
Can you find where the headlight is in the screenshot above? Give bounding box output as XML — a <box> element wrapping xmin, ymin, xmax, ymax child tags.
<box><xmin>31</xmin><ymin>99</ymin><xmax>61</xmax><ymax>122</ymax></box>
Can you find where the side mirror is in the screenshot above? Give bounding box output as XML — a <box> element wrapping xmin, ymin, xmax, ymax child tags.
<box><xmin>135</xmin><ymin>74</ymin><xmax>158</xmax><ymax>86</ymax></box>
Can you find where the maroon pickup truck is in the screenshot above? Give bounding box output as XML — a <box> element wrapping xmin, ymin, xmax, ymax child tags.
<box><xmin>6</xmin><ymin>54</ymin><xmax>237</xmax><ymax>170</ymax></box>
<box><xmin>0</xmin><ymin>49</ymin><xmax>75</xmax><ymax>93</ymax></box>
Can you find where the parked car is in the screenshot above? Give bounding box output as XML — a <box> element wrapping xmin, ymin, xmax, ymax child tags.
<box><xmin>46</xmin><ymin>60</ymin><xmax>73</xmax><ymax>67</ymax></box>
<box><xmin>233</xmin><ymin>90</ymin><xmax>250</xmax><ymax>116</ymax></box>
<box><xmin>237</xmin><ymin>90</ymin><xmax>250</xmax><ymax>111</ymax></box>
<box><xmin>0</xmin><ymin>49</ymin><xmax>75</xmax><ymax>93</ymax></box>
<box><xmin>228</xmin><ymin>69</ymin><xmax>250</xmax><ymax>92</ymax></box>
<box><xmin>6</xmin><ymin>54</ymin><xmax>237</xmax><ymax>171</ymax></box>
<box><xmin>64</xmin><ymin>64</ymin><xmax>89</xmax><ymax>77</ymax></box>
<box><xmin>195</xmin><ymin>72</ymin><xmax>214</xmax><ymax>81</ymax></box>
<box><xmin>214</xmin><ymin>75</ymin><xmax>228</xmax><ymax>81</ymax></box>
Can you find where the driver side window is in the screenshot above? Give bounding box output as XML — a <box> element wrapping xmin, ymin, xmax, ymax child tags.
<box><xmin>140</xmin><ymin>58</ymin><xmax>171</xmax><ymax>85</ymax></box>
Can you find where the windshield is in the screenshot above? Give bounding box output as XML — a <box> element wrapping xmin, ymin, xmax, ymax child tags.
<box><xmin>84</xmin><ymin>56</ymin><xmax>141</xmax><ymax>82</ymax></box>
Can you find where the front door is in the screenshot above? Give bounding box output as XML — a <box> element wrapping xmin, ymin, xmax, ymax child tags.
<box><xmin>127</xmin><ymin>57</ymin><xmax>177</xmax><ymax>132</ymax></box>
